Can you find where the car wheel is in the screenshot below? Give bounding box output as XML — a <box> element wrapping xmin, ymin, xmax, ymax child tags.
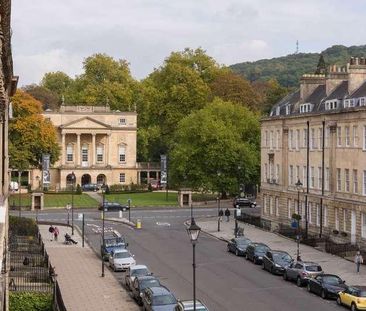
<box><xmin>351</xmin><ymin>302</ymin><xmax>358</xmax><ymax>311</ymax></box>
<box><xmin>262</xmin><ymin>262</ymin><xmax>266</xmax><ymax>270</ymax></box>
<box><xmin>321</xmin><ymin>289</ymin><xmax>327</xmax><ymax>300</ymax></box>
<box><xmin>336</xmin><ymin>296</ymin><xmax>342</xmax><ymax>306</ymax></box>
<box><xmin>270</xmin><ymin>267</ymin><xmax>274</xmax><ymax>274</ymax></box>
<box><xmin>245</xmin><ymin>253</ymin><xmax>249</xmax><ymax>260</ymax></box>
<box><xmin>235</xmin><ymin>249</ymin><xmax>239</xmax><ymax>256</ymax></box>
<box><xmin>296</xmin><ymin>277</ymin><xmax>302</xmax><ymax>287</ymax></box>
<box><xmin>253</xmin><ymin>257</ymin><xmax>257</xmax><ymax>264</ymax></box>
<box><xmin>307</xmin><ymin>283</ymin><xmax>311</xmax><ymax>292</ymax></box>
<box><xmin>283</xmin><ymin>272</ymin><xmax>288</xmax><ymax>281</ymax></box>
<box><xmin>227</xmin><ymin>245</ymin><xmax>231</xmax><ymax>252</ymax></box>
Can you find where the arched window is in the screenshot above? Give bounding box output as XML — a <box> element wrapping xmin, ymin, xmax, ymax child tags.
<box><xmin>96</xmin><ymin>144</ymin><xmax>104</xmax><ymax>162</ymax></box>
<box><xmin>118</xmin><ymin>145</ymin><xmax>126</xmax><ymax>162</ymax></box>
<box><xmin>97</xmin><ymin>174</ymin><xmax>106</xmax><ymax>185</ymax></box>
<box><xmin>66</xmin><ymin>144</ymin><xmax>74</xmax><ymax>162</ymax></box>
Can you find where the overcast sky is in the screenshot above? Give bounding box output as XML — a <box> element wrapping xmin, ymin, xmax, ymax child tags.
<box><xmin>12</xmin><ymin>0</ymin><xmax>366</xmax><ymax>86</ymax></box>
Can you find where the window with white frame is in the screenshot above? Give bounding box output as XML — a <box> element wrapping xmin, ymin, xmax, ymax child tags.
<box><xmin>325</xmin><ymin>100</ymin><xmax>338</xmax><ymax>110</ymax></box>
<box><xmin>364</xmin><ymin>126</ymin><xmax>366</xmax><ymax>150</ymax></box>
<box><xmin>337</xmin><ymin>168</ymin><xmax>342</xmax><ymax>192</ymax></box>
<box><xmin>275</xmin><ymin>197</ymin><xmax>279</xmax><ymax>216</ymax></box>
<box><xmin>301</xmin><ymin>201</ymin><xmax>305</xmax><ymax>221</ymax></box>
<box><xmin>276</xmin><ymin>106</ymin><xmax>280</xmax><ymax>115</ymax></box>
<box><xmin>325</xmin><ymin>127</ymin><xmax>330</xmax><ymax>147</ymax></box>
<box><xmin>318</xmin><ymin>128</ymin><xmax>323</xmax><ymax>149</ymax></box>
<box><xmin>344</xmin><ymin>98</ymin><xmax>355</xmax><ymax>108</ymax></box>
<box><xmin>66</xmin><ymin>144</ymin><xmax>74</xmax><ymax>162</ymax></box>
<box><xmin>289</xmin><ymin>165</ymin><xmax>294</xmax><ymax>185</ymax></box>
<box><xmin>345</xmin><ymin>169</ymin><xmax>350</xmax><ymax>192</ymax></box>
<box><xmin>308</xmin><ymin>202</ymin><xmax>312</xmax><ymax>224</ymax></box>
<box><xmin>119</xmin><ymin>173</ymin><xmax>126</xmax><ymax>183</ymax></box>
<box><xmin>345</xmin><ymin>126</ymin><xmax>350</xmax><ymax>147</ymax></box>
<box><xmin>323</xmin><ymin>206</ymin><xmax>328</xmax><ymax>227</ymax></box>
<box><xmin>303</xmin><ymin>166</ymin><xmax>307</xmax><ymax>188</ymax></box>
<box><xmin>325</xmin><ymin>167</ymin><xmax>330</xmax><ymax>191</ymax></box>
<box><xmin>296</xmin><ymin>165</ymin><xmax>300</xmax><ymax>182</ymax></box>
<box><xmin>363</xmin><ymin>170</ymin><xmax>366</xmax><ymax>195</ymax></box>
<box><xmin>288</xmin><ymin>199</ymin><xmax>292</xmax><ymax>219</ymax></box>
<box><xmin>285</xmin><ymin>105</ymin><xmax>290</xmax><ymax>115</ymax></box>
<box><xmin>318</xmin><ymin>167</ymin><xmax>322</xmax><ymax>189</ymax></box>
<box><xmin>353</xmin><ymin>169</ymin><xmax>358</xmax><ymax>194</ymax></box>
<box><xmin>264</xmin><ymin>163</ymin><xmax>268</xmax><ymax>181</ymax></box>
<box><xmin>269</xmin><ymin>196</ymin><xmax>273</xmax><ymax>215</ymax></box>
<box><xmin>316</xmin><ymin>204</ymin><xmax>320</xmax><ymax>227</ymax></box>
<box><xmin>310</xmin><ymin>166</ymin><xmax>315</xmax><ymax>188</ymax></box>
<box><xmin>343</xmin><ymin>209</ymin><xmax>346</xmax><ymax>232</ymax></box>
<box><xmin>303</xmin><ymin>129</ymin><xmax>308</xmax><ymax>148</ymax></box>
<box><xmin>276</xmin><ymin>164</ymin><xmax>280</xmax><ymax>182</ymax></box>
<box><xmin>311</xmin><ymin>128</ymin><xmax>316</xmax><ymax>149</ymax></box>
<box><xmin>119</xmin><ymin>118</ymin><xmax>126</xmax><ymax>125</ymax></box>
<box><xmin>295</xmin><ymin>129</ymin><xmax>299</xmax><ymax>150</ymax></box>
<box><xmin>270</xmin><ymin>130</ymin><xmax>274</xmax><ymax>149</ymax></box>
<box><xmin>353</xmin><ymin>125</ymin><xmax>358</xmax><ymax>147</ymax></box>
<box><xmin>118</xmin><ymin>145</ymin><xmax>126</xmax><ymax>162</ymax></box>
<box><xmin>337</xmin><ymin>127</ymin><xmax>342</xmax><ymax>147</ymax></box>
<box><xmin>276</xmin><ymin>130</ymin><xmax>280</xmax><ymax>149</ymax></box>
<box><xmin>300</xmin><ymin>103</ymin><xmax>312</xmax><ymax>113</ymax></box>
<box><xmin>265</xmin><ymin>131</ymin><xmax>269</xmax><ymax>147</ymax></box>
<box><xmin>96</xmin><ymin>144</ymin><xmax>104</xmax><ymax>162</ymax></box>
<box><xmin>293</xmin><ymin>200</ymin><xmax>297</xmax><ymax>216</ymax></box>
<box><xmin>360</xmin><ymin>97</ymin><xmax>366</xmax><ymax>107</ymax></box>
<box><xmin>335</xmin><ymin>208</ymin><xmax>339</xmax><ymax>230</ymax></box>
<box><xmin>289</xmin><ymin>130</ymin><xmax>293</xmax><ymax>150</ymax></box>
<box><xmin>81</xmin><ymin>144</ymin><xmax>88</xmax><ymax>162</ymax></box>
<box><xmin>362</xmin><ymin>213</ymin><xmax>366</xmax><ymax>238</ymax></box>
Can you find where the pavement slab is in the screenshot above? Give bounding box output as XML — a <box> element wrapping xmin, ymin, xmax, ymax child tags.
<box><xmin>38</xmin><ymin>225</ymin><xmax>139</xmax><ymax>311</ymax></box>
<box><xmin>198</xmin><ymin>218</ymin><xmax>366</xmax><ymax>286</ymax></box>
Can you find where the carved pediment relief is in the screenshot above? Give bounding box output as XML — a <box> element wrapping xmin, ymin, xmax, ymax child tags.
<box><xmin>61</xmin><ymin>117</ymin><xmax>110</xmax><ymax>129</ymax></box>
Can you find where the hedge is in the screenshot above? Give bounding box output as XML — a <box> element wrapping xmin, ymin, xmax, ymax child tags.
<box><xmin>9</xmin><ymin>292</ymin><xmax>52</xmax><ymax>311</ymax></box>
<box><xmin>9</xmin><ymin>216</ymin><xmax>38</xmax><ymax>236</ymax></box>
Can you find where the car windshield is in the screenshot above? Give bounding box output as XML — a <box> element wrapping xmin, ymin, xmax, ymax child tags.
<box><xmin>256</xmin><ymin>245</ymin><xmax>268</xmax><ymax>252</ymax></box>
<box><xmin>323</xmin><ymin>276</ymin><xmax>342</xmax><ymax>285</ymax></box>
<box><xmin>131</xmin><ymin>268</ymin><xmax>149</xmax><ymax>276</ymax></box>
<box><xmin>152</xmin><ymin>294</ymin><xmax>176</xmax><ymax>305</ymax></box>
<box><xmin>140</xmin><ymin>279</ymin><xmax>160</xmax><ymax>290</ymax></box>
<box><xmin>305</xmin><ymin>265</ymin><xmax>322</xmax><ymax>272</ymax></box>
<box><xmin>237</xmin><ymin>239</ymin><xmax>250</xmax><ymax>246</ymax></box>
<box><xmin>105</xmin><ymin>238</ymin><xmax>125</xmax><ymax>247</ymax></box>
<box><xmin>273</xmin><ymin>253</ymin><xmax>292</xmax><ymax>263</ymax></box>
<box><xmin>114</xmin><ymin>252</ymin><xmax>130</xmax><ymax>259</ymax></box>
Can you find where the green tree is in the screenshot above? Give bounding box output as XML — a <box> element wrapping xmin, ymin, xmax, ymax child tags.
<box><xmin>315</xmin><ymin>54</ymin><xmax>327</xmax><ymax>74</ymax></box>
<box><xmin>9</xmin><ymin>90</ymin><xmax>60</xmax><ymax>170</ymax></box>
<box><xmin>22</xmin><ymin>84</ymin><xmax>60</xmax><ymax>110</ymax></box>
<box><xmin>169</xmin><ymin>98</ymin><xmax>260</xmax><ymax>194</ymax></box>
<box><xmin>41</xmin><ymin>71</ymin><xmax>72</xmax><ymax>99</ymax></box>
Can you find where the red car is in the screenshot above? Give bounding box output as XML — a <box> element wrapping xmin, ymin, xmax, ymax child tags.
<box><xmin>150</xmin><ymin>180</ymin><xmax>161</xmax><ymax>190</ymax></box>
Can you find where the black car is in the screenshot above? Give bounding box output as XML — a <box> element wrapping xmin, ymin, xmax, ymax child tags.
<box><xmin>131</xmin><ymin>276</ymin><xmax>161</xmax><ymax>305</ymax></box>
<box><xmin>98</xmin><ymin>202</ymin><xmax>130</xmax><ymax>212</ymax></box>
<box><xmin>262</xmin><ymin>250</ymin><xmax>293</xmax><ymax>275</ymax></box>
<box><xmin>141</xmin><ymin>286</ymin><xmax>177</xmax><ymax>311</ymax></box>
<box><xmin>245</xmin><ymin>243</ymin><xmax>270</xmax><ymax>264</ymax></box>
<box><xmin>82</xmin><ymin>183</ymin><xmax>99</xmax><ymax>191</ymax></box>
<box><xmin>227</xmin><ymin>237</ymin><xmax>252</xmax><ymax>256</ymax></box>
<box><xmin>307</xmin><ymin>274</ymin><xmax>347</xmax><ymax>299</ymax></box>
<box><xmin>233</xmin><ymin>197</ymin><xmax>256</xmax><ymax>208</ymax></box>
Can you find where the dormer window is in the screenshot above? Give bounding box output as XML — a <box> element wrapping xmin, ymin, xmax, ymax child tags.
<box><xmin>300</xmin><ymin>103</ymin><xmax>312</xmax><ymax>113</ymax></box>
<box><xmin>285</xmin><ymin>105</ymin><xmax>290</xmax><ymax>115</ymax></box>
<box><xmin>119</xmin><ymin>118</ymin><xmax>126</xmax><ymax>125</ymax></box>
<box><xmin>276</xmin><ymin>106</ymin><xmax>280</xmax><ymax>116</ymax></box>
<box><xmin>344</xmin><ymin>99</ymin><xmax>355</xmax><ymax>108</ymax></box>
<box><xmin>360</xmin><ymin>97</ymin><xmax>366</xmax><ymax>106</ymax></box>
<box><xmin>325</xmin><ymin>100</ymin><xmax>339</xmax><ymax>110</ymax></box>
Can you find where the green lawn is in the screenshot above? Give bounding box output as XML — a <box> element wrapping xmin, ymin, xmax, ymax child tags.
<box><xmin>105</xmin><ymin>192</ymin><xmax>178</xmax><ymax>207</ymax></box>
<box><xmin>9</xmin><ymin>193</ymin><xmax>98</xmax><ymax>209</ymax></box>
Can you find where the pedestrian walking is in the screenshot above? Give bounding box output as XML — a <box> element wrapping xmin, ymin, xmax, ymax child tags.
<box><xmin>48</xmin><ymin>225</ymin><xmax>55</xmax><ymax>241</ymax></box>
<box><xmin>53</xmin><ymin>226</ymin><xmax>59</xmax><ymax>241</ymax></box>
<box><xmin>355</xmin><ymin>251</ymin><xmax>364</xmax><ymax>273</ymax></box>
<box><xmin>225</xmin><ymin>208</ymin><xmax>231</xmax><ymax>222</ymax></box>
<box><xmin>218</xmin><ymin>209</ymin><xmax>223</xmax><ymax>222</ymax></box>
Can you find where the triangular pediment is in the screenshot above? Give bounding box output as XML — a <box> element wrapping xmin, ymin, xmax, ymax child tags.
<box><xmin>61</xmin><ymin>117</ymin><xmax>110</xmax><ymax>129</ymax></box>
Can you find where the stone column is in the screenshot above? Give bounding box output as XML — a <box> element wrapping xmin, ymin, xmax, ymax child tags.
<box><xmin>61</xmin><ymin>133</ymin><xmax>66</xmax><ymax>165</ymax></box>
<box><xmin>329</xmin><ymin>122</ymin><xmax>337</xmax><ymax>195</ymax></box>
<box><xmin>106</xmin><ymin>134</ymin><xmax>110</xmax><ymax>165</ymax></box>
<box><xmin>91</xmin><ymin>133</ymin><xmax>96</xmax><ymax>166</ymax></box>
<box><xmin>76</xmin><ymin>133</ymin><xmax>81</xmax><ymax>166</ymax></box>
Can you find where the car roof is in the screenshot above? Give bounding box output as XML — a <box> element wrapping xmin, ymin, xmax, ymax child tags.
<box><xmin>136</xmin><ymin>275</ymin><xmax>158</xmax><ymax>282</ymax></box>
<box><xmin>351</xmin><ymin>285</ymin><xmax>366</xmax><ymax>290</ymax></box>
<box><xmin>147</xmin><ymin>286</ymin><xmax>171</xmax><ymax>295</ymax></box>
<box><xmin>271</xmin><ymin>250</ymin><xmax>290</xmax><ymax>255</ymax></box>
<box><xmin>321</xmin><ymin>274</ymin><xmax>341</xmax><ymax>278</ymax></box>
<box><xmin>302</xmin><ymin>261</ymin><xmax>320</xmax><ymax>265</ymax></box>
<box><xmin>250</xmin><ymin>242</ymin><xmax>268</xmax><ymax>247</ymax></box>
<box><xmin>179</xmin><ymin>300</ymin><xmax>207</xmax><ymax>309</ymax></box>
<box><xmin>114</xmin><ymin>249</ymin><xmax>129</xmax><ymax>253</ymax></box>
<box><xmin>130</xmin><ymin>265</ymin><xmax>148</xmax><ymax>270</ymax></box>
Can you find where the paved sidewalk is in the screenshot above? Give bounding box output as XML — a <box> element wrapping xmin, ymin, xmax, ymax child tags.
<box><xmin>38</xmin><ymin>225</ymin><xmax>139</xmax><ymax>311</ymax></box>
<box><xmin>198</xmin><ymin>218</ymin><xmax>366</xmax><ymax>286</ymax></box>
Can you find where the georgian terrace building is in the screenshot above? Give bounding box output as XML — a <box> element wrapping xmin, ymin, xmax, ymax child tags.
<box><xmin>260</xmin><ymin>57</ymin><xmax>366</xmax><ymax>246</ymax></box>
<box><xmin>29</xmin><ymin>105</ymin><xmax>160</xmax><ymax>190</ymax></box>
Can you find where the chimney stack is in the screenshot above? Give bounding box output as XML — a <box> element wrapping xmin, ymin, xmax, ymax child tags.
<box><xmin>300</xmin><ymin>74</ymin><xmax>325</xmax><ymax>101</ymax></box>
<box><xmin>348</xmin><ymin>56</ymin><xmax>366</xmax><ymax>94</ymax></box>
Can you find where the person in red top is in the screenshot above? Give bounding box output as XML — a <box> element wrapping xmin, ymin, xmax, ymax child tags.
<box><xmin>53</xmin><ymin>226</ymin><xmax>59</xmax><ymax>241</ymax></box>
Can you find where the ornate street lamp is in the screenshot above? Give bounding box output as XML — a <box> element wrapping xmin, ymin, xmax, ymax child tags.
<box><xmin>186</xmin><ymin>218</ymin><xmax>201</xmax><ymax>311</ymax></box>
<box><xmin>101</xmin><ymin>183</ymin><xmax>107</xmax><ymax>277</ymax></box>
<box><xmin>295</xmin><ymin>179</ymin><xmax>303</xmax><ymax>260</ymax></box>
<box><xmin>70</xmin><ymin>172</ymin><xmax>76</xmax><ymax>235</ymax></box>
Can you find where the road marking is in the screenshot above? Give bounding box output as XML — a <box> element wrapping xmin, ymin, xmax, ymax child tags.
<box><xmin>156</xmin><ymin>222</ymin><xmax>171</xmax><ymax>227</ymax></box>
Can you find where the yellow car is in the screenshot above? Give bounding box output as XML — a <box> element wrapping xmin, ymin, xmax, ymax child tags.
<box><xmin>337</xmin><ymin>286</ymin><xmax>366</xmax><ymax>311</ymax></box>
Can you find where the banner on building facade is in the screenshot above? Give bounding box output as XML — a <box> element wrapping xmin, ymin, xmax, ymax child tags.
<box><xmin>42</xmin><ymin>154</ymin><xmax>50</xmax><ymax>185</ymax></box>
<box><xmin>160</xmin><ymin>155</ymin><xmax>167</xmax><ymax>186</ymax></box>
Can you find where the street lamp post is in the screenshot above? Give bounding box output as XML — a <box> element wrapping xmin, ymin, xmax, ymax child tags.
<box><xmin>186</xmin><ymin>217</ymin><xmax>201</xmax><ymax>311</ymax></box>
<box><xmin>217</xmin><ymin>196</ymin><xmax>221</xmax><ymax>232</ymax></box>
<box><xmin>66</xmin><ymin>203</ymin><xmax>71</xmax><ymax>226</ymax></box>
<box><xmin>127</xmin><ymin>199</ymin><xmax>131</xmax><ymax>222</ymax></box>
<box><xmin>295</xmin><ymin>179</ymin><xmax>303</xmax><ymax>260</ymax></box>
<box><xmin>18</xmin><ymin>170</ymin><xmax>22</xmax><ymax>217</ymax></box>
<box><xmin>101</xmin><ymin>183</ymin><xmax>106</xmax><ymax>277</ymax></box>
<box><xmin>70</xmin><ymin>172</ymin><xmax>76</xmax><ymax>236</ymax></box>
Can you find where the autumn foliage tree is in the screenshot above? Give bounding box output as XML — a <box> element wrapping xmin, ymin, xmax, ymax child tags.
<box><xmin>9</xmin><ymin>90</ymin><xmax>60</xmax><ymax>170</ymax></box>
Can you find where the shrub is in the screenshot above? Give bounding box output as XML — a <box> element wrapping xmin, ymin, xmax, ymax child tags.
<box><xmin>104</xmin><ymin>185</ymin><xmax>110</xmax><ymax>195</ymax></box>
<box><xmin>9</xmin><ymin>292</ymin><xmax>53</xmax><ymax>311</ymax></box>
<box><xmin>9</xmin><ymin>216</ymin><xmax>38</xmax><ymax>236</ymax></box>
<box><xmin>76</xmin><ymin>184</ymin><xmax>82</xmax><ymax>195</ymax></box>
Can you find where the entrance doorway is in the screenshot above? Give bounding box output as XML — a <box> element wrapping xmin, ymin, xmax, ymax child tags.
<box><xmin>81</xmin><ymin>174</ymin><xmax>91</xmax><ymax>186</ymax></box>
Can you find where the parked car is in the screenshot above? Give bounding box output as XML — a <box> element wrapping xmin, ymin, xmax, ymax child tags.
<box><xmin>98</xmin><ymin>202</ymin><xmax>130</xmax><ymax>212</ymax></box>
<box><xmin>82</xmin><ymin>183</ymin><xmax>99</xmax><ymax>191</ymax></box>
<box><xmin>307</xmin><ymin>274</ymin><xmax>347</xmax><ymax>299</ymax></box>
<box><xmin>227</xmin><ymin>237</ymin><xmax>252</xmax><ymax>256</ymax></box>
<box><xmin>233</xmin><ymin>197</ymin><xmax>256</xmax><ymax>208</ymax></box>
<box><xmin>175</xmin><ymin>300</ymin><xmax>209</xmax><ymax>311</ymax></box>
<box><xmin>141</xmin><ymin>286</ymin><xmax>177</xmax><ymax>311</ymax></box>
<box><xmin>125</xmin><ymin>265</ymin><xmax>151</xmax><ymax>291</ymax></box>
<box><xmin>262</xmin><ymin>250</ymin><xmax>293</xmax><ymax>275</ymax></box>
<box><xmin>101</xmin><ymin>231</ymin><xmax>128</xmax><ymax>261</ymax></box>
<box><xmin>245</xmin><ymin>243</ymin><xmax>270</xmax><ymax>264</ymax></box>
<box><xmin>150</xmin><ymin>179</ymin><xmax>161</xmax><ymax>190</ymax></box>
<box><xmin>283</xmin><ymin>261</ymin><xmax>323</xmax><ymax>287</ymax></box>
<box><xmin>337</xmin><ymin>286</ymin><xmax>366</xmax><ymax>311</ymax></box>
<box><xmin>132</xmin><ymin>276</ymin><xmax>161</xmax><ymax>305</ymax></box>
<box><xmin>108</xmin><ymin>249</ymin><xmax>135</xmax><ymax>272</ymax></box>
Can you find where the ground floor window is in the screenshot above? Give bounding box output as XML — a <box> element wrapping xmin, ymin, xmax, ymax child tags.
<box><xmin>316</xmin><ymin>204</ymin><xmax>320</xmax><ymax>227</ymax></box>
<box><xmin>308</xmin><ymin>202</ymin><xmax>312</xmax><ymax>224</ymax></box>
<box><xmin>263</xmin><ymin>195</ymin><xmax>267</xmax><ymax>214</ymax></box>
<box><xmin>288</xmin><ymin>199</ymin><xmax>292</xmax><ymax>219</ymax></box>
<box><xmin>275</xmin><ymin>197</ymin><xmax>279</xmax><ymax>217</ymax></box>
<box><xmin>362</xmin><ymin>213</ymin><xmax>366</xmax><ymax>238</ymax></box>
<box><xmin>323</xmin><ymin>206</ymin><xmax>328</xmax><ymax>227</ymax></box>
<box><xmin>269</xmin><ymin>196</ymin><xmax>273</xmax><ymax>215</ymax></box>
<box><xmin>119</xmin><ymin>173</ymin><xmax>126</xmax><ymax>183</ymax></box>
<box><xmin>335</xmin><ymin>208</ymin><xmax>339</xmax><ymax>231</ymax></box>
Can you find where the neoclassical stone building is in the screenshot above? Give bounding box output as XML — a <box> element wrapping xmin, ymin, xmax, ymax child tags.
<box><xmin>30</xmin><ymin>105</ymin><xmax>158</xmax><ymax>190</ymax></box>
<box><xmin>261</xmin><ymin>57</ymin><xmax>366</xmax><ymax>246</ymax></box>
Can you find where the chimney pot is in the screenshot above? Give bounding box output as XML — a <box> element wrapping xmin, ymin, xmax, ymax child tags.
<box><xmin>356</xmin><ymin>57</ymin><xmax>359</xmax><ymax>65</ymax></box>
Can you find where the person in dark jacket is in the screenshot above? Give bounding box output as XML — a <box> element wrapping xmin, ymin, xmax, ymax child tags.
<box><xmin>218</xmin><ymin>209</ymin><xmax>224</xmax><ymax>222</ymax></box>
<box><xmin>225</xmin><ymin>208</ymin><xmax>231</xmax><ymax>222</ymax></box>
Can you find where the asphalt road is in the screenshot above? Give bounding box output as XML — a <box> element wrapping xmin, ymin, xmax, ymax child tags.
<box><xmin>15</xmin><ymin>207</ymin><xmax>340</xmax><ymax>311</ymax></box>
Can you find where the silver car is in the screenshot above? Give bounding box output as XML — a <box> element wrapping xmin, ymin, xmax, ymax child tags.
<box><xmin>125</xmin><ymin>265</ymin><xmax>151</xmax><ymax>290</ymax></box>
<box><xmin>283</xmin><ymin>261</ymin><xmax>323</xmax><ymax>287</ymax></box>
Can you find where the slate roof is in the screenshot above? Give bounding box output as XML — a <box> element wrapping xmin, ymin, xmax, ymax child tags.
<box><xmin>349</xmin><ymin>80</ymin><xmax>366</xmax><ymax>99</ymax></box>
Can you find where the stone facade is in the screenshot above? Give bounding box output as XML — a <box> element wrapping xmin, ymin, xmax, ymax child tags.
<box><xmin>30</xmin><ymin>105</ymin><xmax>143</xmax><ymax>190</ymax></box>
<box><xmin>261</xmin><ymin>57</ymin><xmax>366</xmax><ymax>247</ymax></box>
